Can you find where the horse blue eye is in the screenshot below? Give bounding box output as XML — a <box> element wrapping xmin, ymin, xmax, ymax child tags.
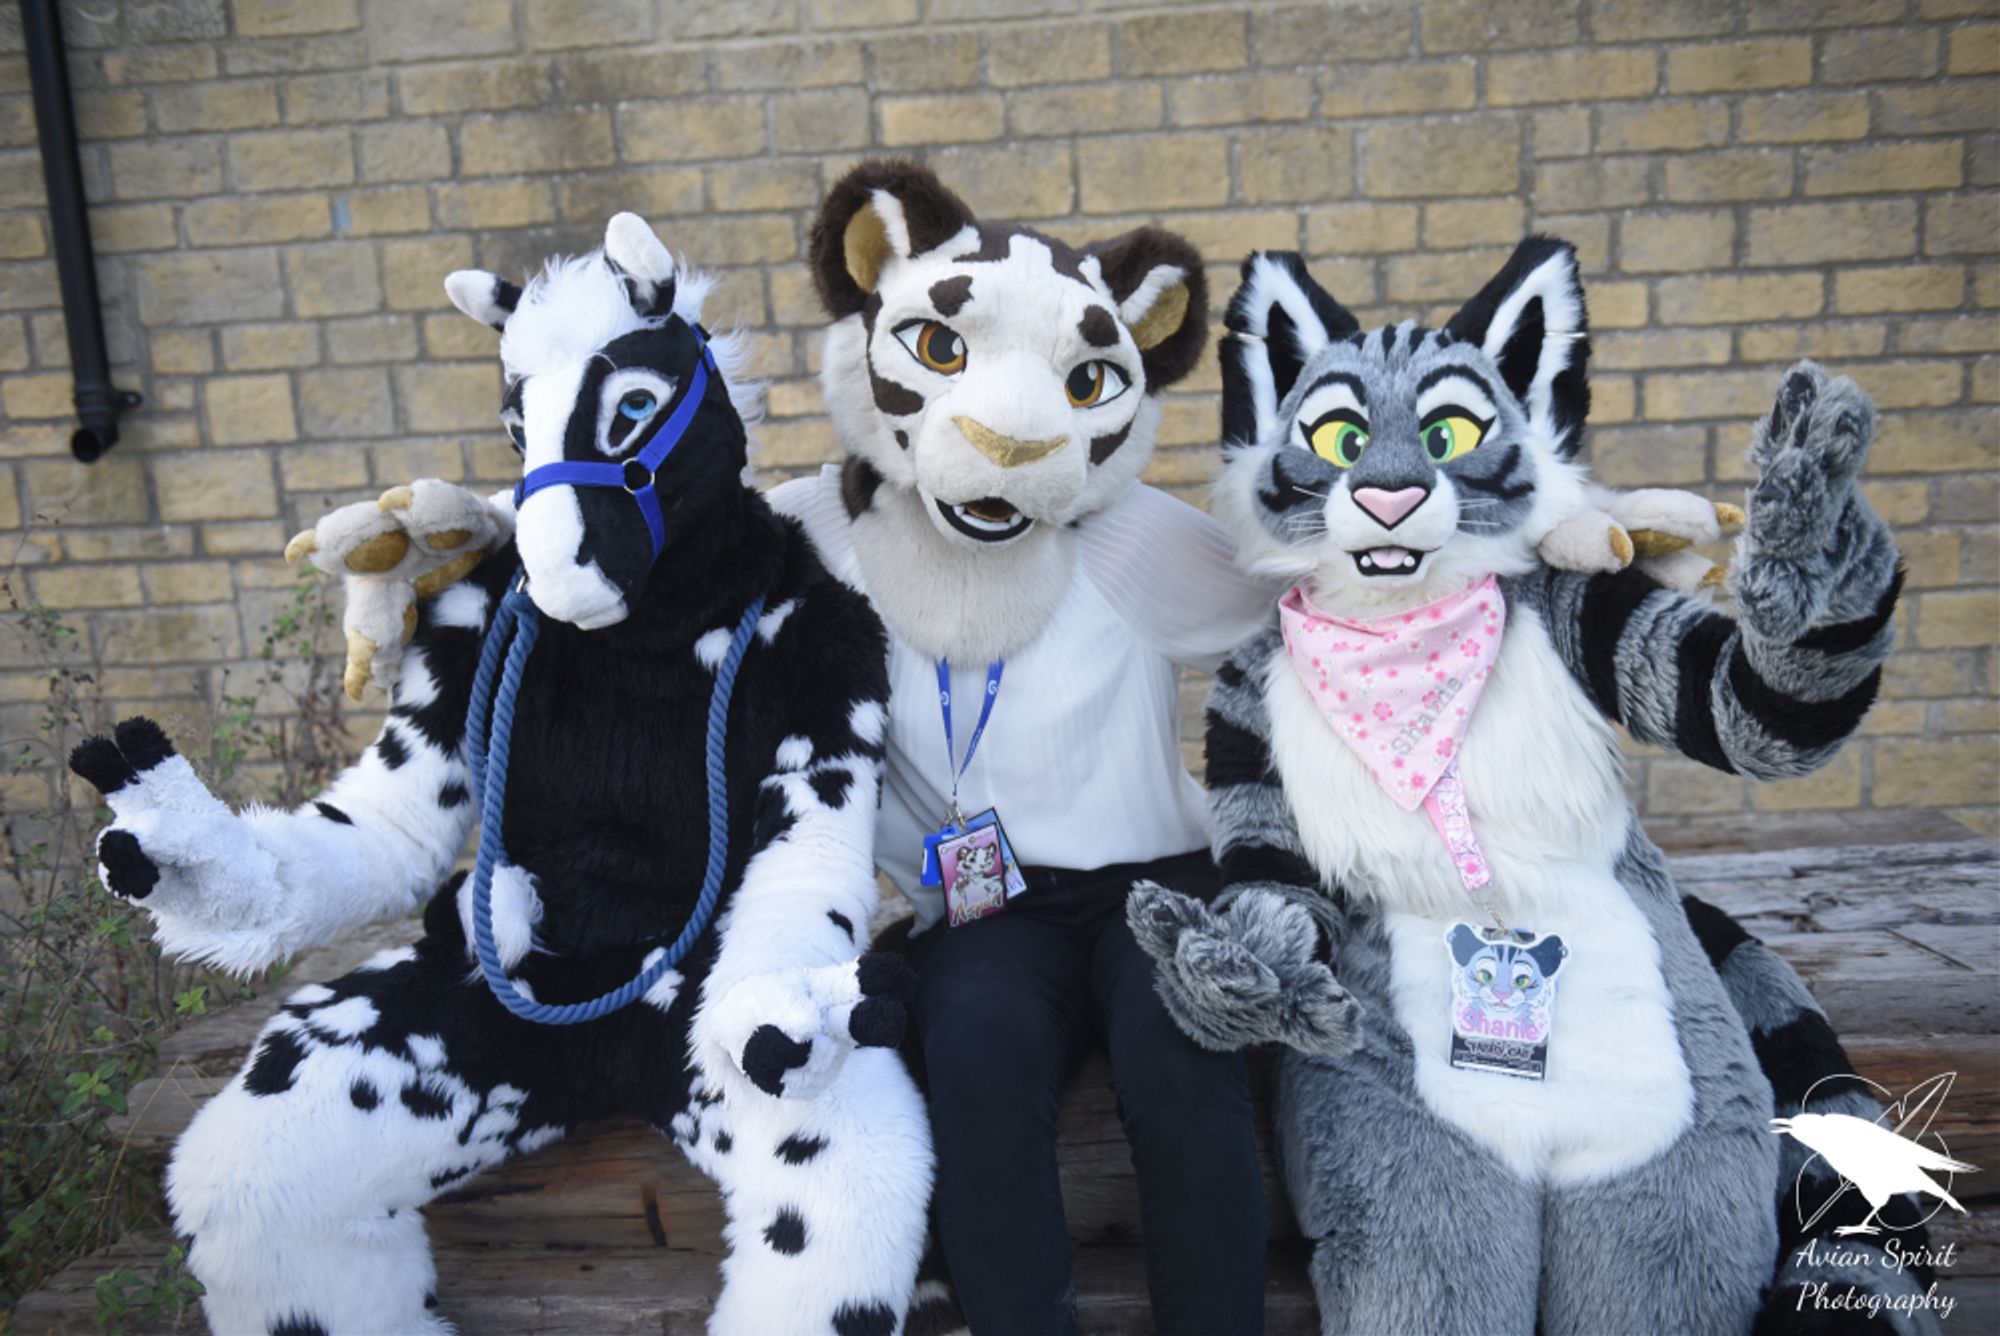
<box><xmin>618</xmin><ymin>391</ymin><xmax>656</xmax><ymax>421</ymax></box>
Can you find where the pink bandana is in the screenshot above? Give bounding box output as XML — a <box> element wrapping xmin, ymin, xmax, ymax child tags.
<box><xmin>1278</xmin><ymin>576</ymin><xmax>1506</xmax><ymax>896</ymax></box>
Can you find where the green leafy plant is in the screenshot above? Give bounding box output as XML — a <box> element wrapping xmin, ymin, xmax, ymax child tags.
<box><xmin>0</xmin><ymin>569</ymin><xmax>352</xmax><ymax>1325</ymax></box>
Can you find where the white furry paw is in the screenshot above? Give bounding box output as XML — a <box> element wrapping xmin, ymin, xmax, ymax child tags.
<box><xmin>1538</xmin><ymin>507</ymin><xmax>1634</xmax><ymax>574</ymax></box>
<box><xmin>69</xmin><ymin>718</ymin><xmax>283</xmax><ymax>974</ymax></box>
<box><xmin>701</xmin><ymin>952</ymin><xmax>914</xmax><ymax>1101</ymax></box>
<box><xmin>284</xmin><ymin>480</ymin><xmax>508</xmax><ymax>699</ymax></box>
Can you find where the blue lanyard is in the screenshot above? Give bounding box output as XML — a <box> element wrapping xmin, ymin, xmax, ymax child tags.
<box><xmin>936</xmin><ymin>658</ymin><xmax>1003</xmax><ymax>822</ymax></box>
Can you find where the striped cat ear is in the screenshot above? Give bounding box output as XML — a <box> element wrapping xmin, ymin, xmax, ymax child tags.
<box><xmin>1444</xmin><ymin>236</ymin><xmax>1592</xmax><ymax>459</ymax></box>
<box><xmin>442</xmin><ymin>270</ymin><xmax>520</xmax><ymax>331</ymax></box>
<box><xmin>1220</xmin><ymin>252</ymin><xmax>1359</xmax><ymax>451</ymax></box>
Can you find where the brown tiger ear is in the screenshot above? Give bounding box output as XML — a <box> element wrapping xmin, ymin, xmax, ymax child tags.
<box><xmin>1088</xmin><ymin>227</ymin><xmax>1209</xmax><ymax>391</ymax></box>
<box><xmin>809</xmin><ymin>158</ymin><xmax>978</xmax><ymax>318</ymax></box>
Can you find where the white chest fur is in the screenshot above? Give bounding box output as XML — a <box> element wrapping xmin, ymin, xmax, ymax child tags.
<box><xmin>1264</xmin><ymin>609</ymin><xmax>1694</xmax><ymax>1184</ymax></box>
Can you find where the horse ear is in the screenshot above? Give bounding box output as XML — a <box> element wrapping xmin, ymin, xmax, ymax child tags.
<box><xmin>1087</xmin><ymin>227</ymin><xmax>1208</xmax><ymax>391</ymax></box>
<box><xmin>808</xmin><ymin>158</ymin><xmax>976</xmax><ymax>318</ymax></box>
<box><xmin>1443</xmin><ymin>236</ymin><xmax>1590</xmax><ymax>458</ymax></box>
<box><xmin>1221</xmin><ymin>252</ymin><xmax>1359</xmax><ymax>450</ymax></box>
<box><xmin>603</xmin><ymin>212</ymin><xmax>678</xmax><ymax>318</ymax></box>
<box><xmin>444</xmin><ymin>270</ymin><xmax>521</xmax><ymax>331</ymax></box>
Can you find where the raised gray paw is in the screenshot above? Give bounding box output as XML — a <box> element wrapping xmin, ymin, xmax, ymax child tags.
<box><xmin>1736</xmin><ymin>361</ymin><xmax>1882</xmax><ymax>639</ymax></box>
<box><xmin>1127</xmin><ymin>883</ymin><xmax>1359</xmax><ymax>1058</ymax></box>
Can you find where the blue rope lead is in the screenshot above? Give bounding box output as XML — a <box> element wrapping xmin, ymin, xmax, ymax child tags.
<box><xmin>465</xmin><ymin>580</ymin><xmax>765</xmax><ymax>1025</ymax></box>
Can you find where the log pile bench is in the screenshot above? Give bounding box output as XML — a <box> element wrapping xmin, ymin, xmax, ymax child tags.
<box><xmin>13</xmin><ymin>814</ymin><xmax>1996</xmax><ymax>1334</ymax></box>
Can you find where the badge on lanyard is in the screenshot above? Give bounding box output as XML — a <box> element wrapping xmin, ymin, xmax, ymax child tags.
<box><xmin>919</xmin><ymin>659</ymin><xmax>1025</xmax><ymax>927</ymax></box>
<box><xmin>1444</xmin><ymin>922</ymin><xmax>1568</xmax><ymax>1081</ymax></box>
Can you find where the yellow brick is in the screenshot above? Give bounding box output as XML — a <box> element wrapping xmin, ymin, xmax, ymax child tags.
<box><xmin>1363</xmin><ymin>119</ymin><xmax>1519</xmax><ymax>198</ymax></box>
<box><xmin>230</xmin><ymin>129</ymin><xmax>353</xmax><ymax>192</ymax></box>
<box><xmin>1804</xmin><ymin>143</ymin><xmax>1963</xmax><ymax>197</ymax></box>
<box><xmin>770</xmin><ymin>90</ymin><xmax>871</xmax><ymax>154</ymax></box>
<box><xmin>1935</xmin><ymin>699</ymin><xmax>2000</xmax><ymax>734</ymax></box>
<box><xmin>236</xmin><ymin>0</ymin><xmax>360</xmax><ymax>38</ymax></box>
<box><xmin>1597</xmin><ymin>101</ymin><xmax>1730</xmax><ymax>154</ymax></box>
<box><xmin>154</xmin><ymin>452</ymin><xmax>279</xmax><ymax>522</ymax></box>
<box><xmin>559</xmin><ymin>168</ymin><xmax>706</xmax><ymax>222</ymax></box>
<box><xmin>1422</xmin><ymin>198</ymin><xmax>1524</xmax><ymax>249</ymax></box>
<box><xmin>1594</xmin><ymin>0</ymin><xmax>1736</xmax><ymax>40</ymax></box>
<box><xmin>91</xmin><ymin>204</ymin><xmax>177</xmax><ymax>253</ymax></box>
<box><xmin>31</xmin><ymin>563</ymin><xmax>144</xmax><ymax>609</ymax></box>
<box><xmin>398</xmin><ymin>60</ymin><xmax>557</xmax><ymax>116</ymax></box>
<box><xmin>1237</xmin><ymin>125</ymin><xmax>1352</xmax><ymax>205</ymax></box>
<box><xmin>150</xmin><ymin>329</ymin><xmax>214</xmax><ymax>375</ymax></box>
<box><xmin>1420</xmin><ymin>0</ymin><xmax>1580</xmax><ymax>53</ymax></box>
<box><xmin>342</xmin><ymin>187</ymin><xmax>433</xmax><ymax>236</ymax></box>
<box><xmin>1304</xmin><ymin>202</ymin><xmax>1419</xmax><ymax>255</ymax></box>
<box><xmin>379</xmin><ymin>237</ymin><xmax>473</xmax><ymax>313</ymax></box>
<box><xmin>1924</xmin><ymin>196</ymin><xmax>2000</xmax><ymax>257</ymax></box>
<box><xmin>1655</xmin><ymin>274</ymin><xmax>1823</xmax><ymax>326</ymax></box>
<box><xmin>21</xmin><ymin>455</ymin><xmax>150</xmax><ymax>524</ymax></box>
<box><xmin>525</xmin><ymin>0</ymin><xmax>657</xmax><ymax>51</ymax></box>
<box><xmin>754</xmin><ymin>418</ymin><xmax>842</xmax><ymax>469</ymax></box>
<box><xmin>1822</xmin><ymin>29</ymin><xmax>1941</xmax><ymax>84</ymax></box>
<box><xmin>869</xmin><ymin>33</ymin><xmax>980</xmax><ymax>93</ymax></box>
<box><xmin>1833</xmin><ymin>264</ymin><xmax>1968</xmax><ymax>314</ymax></box>
<box><xmin>1646</xmin><ymin>758</ymin><xmax>1747</xmax><ymax>815</ymax></box>
<box><xmin>1485</xmin><ymin>49</ymin><xmax>1656</xmax><ymax>107</ymax></box>
<box><xmin>1859</xmin><ymin>700</ymin><xmax>1926</xmax><ymax>736</ymax></box>
<box><xmin>1870</xmin><ymin>409</ymin><xmax>1998</xmax><ymax>472</ymax></box>
<box><xmin>2</xmin><ymin>373</ymin><xmax>72</xmax><ymax>419</ymax></box>
<box><xmin>183</xmin><ymin>194</ymin><xmax>330</xmax><ymax>247</ymax></box>
<box><xmin>1915</xmin><ymin>590</ymin><xmax>2000</xmax><ymax>648</ymax></box>
<box><xmin>1948</xmin><ymin>23</ymin><xmax>2000</xmax><ymax>75</ymax></box>
<box><xmin>708</xmin><ymin>161</ymin><xmax>819</xmax><ymax>214</ymax></box>
<box><xmin>1877</xmin><ymin>82</ymin><xmax>2000</xmax><ymax>135</ymax></box>
<box><xmin>1873</xmin><ymin>736</ymin><xmax>1997</xmax><ymax>806</ymax></box>
<box><xmin>1592</xmin><ymin>328</ymin><xmax>1733</xmax><ymax>370</ymax></box>
<box><xmin>1252</xmin><ymin>3</ymin><xmax>1413</xmax><ymax>64</ymax></box>
<box><xmin>1319</xmin><ymin>60</ymin><xmax>1476</xmax><ymax>118</ymax></box>
<box><xmin>222</xmin><ymin>323</ymin><xmax>319</xmax><ymax>371</ymax></box>
<box><xmin>1533</xmin><ymin>108</ymin><xmax>1592</xmax><ymax>158</ymax></box>
<box><xmin>1165</xmin><ymin>210</ymin><xmax>1303</xmax><ymax>259</ymax></box>
<box><xmin>1738</xmin><ymin>92</ymin><xmax>1871</xmax><ymax>144</ymax></box>
<box><xmin>1167</xmin><ymin>72</ymin><xmax>1314</xmax><ymax>128</ymax></box>
<box><xmin>205</xmin><ymin>375</ymin><xmax>298</xmax><ymax>446</ymax></box>
<box><xmin>986</xmin><ymin>23</ymin><xmax>1112</xmax><ymax>87</ymax></box>
<box><xmin>393</xmin><ymin>363</ymin><xmax>501</xmax><ymax>434</ymax></box>
<box><xmin>1738</xmin><ymin>321</ymin><xmax>1886</xmax><ymax>361</ymax></box>
<box><xmin>1077</xmin><ymin>135</ymin><xmax>1228</xmax><ymax>212</ymax></box>
<box><xmin>285</xmin><ymin>243</ymin><xmax>382</xmax><ymax>319</ymax></box>
<box><xmin>1860</xmin><ymin>478</ymin><xmax>1932</xmax><ymax>524</ymax></box>
<box><xmin>1662</xmin><ymin>150</ymin><xmax>1794</xmax><ymax>203</ymax></box>
<box><xmin>201</xmin><ymin>520</ymin><xmax>287</xmax><ymax>557</ymax></box>
<box><xmin>143</xmin><ymin>562</ymin><xmax>234</xmax><ymax>605</ymax></box>
<box><xmin>1620</xmin><ymin>210</ymin><xmax>1735</xmax><ymax>273</ymax></box>
<box><xmin>461</xmin><ymin>110</ymin><xmax>614</xmax><ymax>176</ymax></box>
<box><xmin>281</xmin><ymin>445</ymin><xmax>371</xmax><ymax>492</ymax></box>
<box><xmin>1897</xmin><ymin>531</ymin><xmax>1964</xmax><ymax>588</ymax></box>
<box><xmin>1589</xmin><ymin>280</ymin><xmax>1651</xmax><ymax>330</ymax></box>
<box><xmin>1386</xmin><ymin>248</ymin><xmax>1514</xmax><ymax>303</ymax></box>
<box><xmin>1753</xmin><ymin>748</ymin><xmax>1862</xmax><ymax>812</ymax></box>
<box><xmin>880</xmin><ymin>94</ymin><xmax>1005</xmax><ymax>147</ymax></box>
<box><xmin>1013</xmin><ymin>86</ymin><xmax>1163</xmax><ymax>139</ymax></box>
<box><xmin>1117</xmin><ymin>11</ymin><xmax>1246</xmax><ymax>76</ymax></box>
<box><xmin>434</xmin><ymin>181</ymin><xmax>556</xmax><ymax>230</ymax></box>
<box><xmin>1665</xmin><ymin>39</ymin><xmax>1813</xmax><ymax>93</ymax></box>
<box><xmin>1535</xmin><ymin>158</ymin><xmax>1649</xmax><ymax>211</ymax></box>
<box><xmin>1744</xmin><ymin>201</ymin><xmax>1918</xmax><ymax>266</ymax></box>
<box><xmin>356</xmin><ymin>123</ymin><xmax>451</xmax><ymax>183</ymax></box>
<box><xmin>150</xmin><ymin>81</ymin><xmax>279</xmax><ymax>133</ymax></box>
<box><xmin>1646</xmin><ymin>368</ymin><xmax>1797</xmax><ymax>420</ymax></box>
<box><xmin>1750</xmin><ymin>0</ymin><xmax>1906</xmax><ymax>27</ymax></box>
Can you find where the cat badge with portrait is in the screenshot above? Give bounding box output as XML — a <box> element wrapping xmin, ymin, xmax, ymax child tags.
<box><xmin>1445</xmin><ymin>923</ymin><xmax>1568</xmax><ymax>1081</ymax></box>
<box><xmin>936</xmin><ymin>810</ymin><xmax>1026</xmax><ymax>928</ymax></box>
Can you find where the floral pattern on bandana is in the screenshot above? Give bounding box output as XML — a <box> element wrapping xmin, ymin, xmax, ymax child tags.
<box><xmin>1277</xmin><ymin>575</ymin><xmax>1506</xmax><ymax>814</ymax></box>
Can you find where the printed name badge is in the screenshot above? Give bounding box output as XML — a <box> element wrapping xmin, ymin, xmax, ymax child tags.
<box><xmin>1444</xmin><ymin>922</ymin><xmax>1569</xmax><ymax>1082</ymax></box>
<box><xmin>928</xmin><ymin>809</ymin><xmax>1027</xmax><ymax>929</ymax></box>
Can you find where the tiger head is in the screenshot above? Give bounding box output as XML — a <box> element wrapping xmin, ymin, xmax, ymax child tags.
<box><xmin>809</xmin><ymin>159</ymin><xmax>1206</xmax><ymax>548</ymax></box>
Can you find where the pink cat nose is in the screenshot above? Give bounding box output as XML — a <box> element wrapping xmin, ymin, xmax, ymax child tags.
<box><xmin>1351</xmin><ymin>485</ymin><xmax>1429</xmax><ymax>530</ymax></box>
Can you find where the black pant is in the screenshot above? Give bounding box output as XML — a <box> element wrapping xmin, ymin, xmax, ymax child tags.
<box><xmin>909</xmin><ymin>851</ymin><xmax>1266</xmax><ymax>1336</ymax></box>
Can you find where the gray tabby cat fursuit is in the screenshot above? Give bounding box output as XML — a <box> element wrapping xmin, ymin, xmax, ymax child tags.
<box><xmin>1130</xmin><ymin>239</ymin><xmax>1926</xmax><ymax>1335</ymax></box>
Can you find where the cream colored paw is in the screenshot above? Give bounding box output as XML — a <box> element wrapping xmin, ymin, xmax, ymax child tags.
<box><xmin>1538</xmin><ymin>507</ymin><xmax>1633</xmax><ymax>574</ymax></box>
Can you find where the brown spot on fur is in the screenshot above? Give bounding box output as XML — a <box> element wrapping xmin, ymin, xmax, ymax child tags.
<box><xmin>870</xmin><ymin>366</ymin><xmax>925</xmax><ymax>417</ymax></box>
<box><xmin>840</xmin><ymin>457</ymin><xmax>884</xmax><ymax>519</ymax></box>
<box><xmin>893</xmin><ymin>428</ymin><xmax>909</xmax><ymax>451</ymax></box>
<box><xmin>1089</xmin><ymin>422</ymin><xmax>1132</xmax><ymax>465</ymax></box>
<box><xmin>952</xmin><ymin>224</ymin><xmax>1090</xmax><ymax>284</ymax></box>
<box><xmin>929</xmin><ymin>276</ymin><xmax>973</xmax><ymax>317</ymax></box>
<box><xmin>1079</xmin><ymin>306</ymin><xmax>1118</xmax><ymax>348</ymax></box>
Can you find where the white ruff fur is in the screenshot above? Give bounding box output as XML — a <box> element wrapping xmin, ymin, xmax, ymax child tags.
<box><xmin>847</xmin><ymin>481</ymin><xmax>1081</xmax><ymax>661</ymax></box>
<box><xmin>1261</xmin><ymin>610</ymin><xmax>1695</xmax><ymax>1183</ymax></box>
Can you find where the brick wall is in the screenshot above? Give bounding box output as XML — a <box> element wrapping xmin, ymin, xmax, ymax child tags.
<box><xmin>0</xmin><ymin>0</ymin><xmax>1993</xmax><ymax>835</ymax></box>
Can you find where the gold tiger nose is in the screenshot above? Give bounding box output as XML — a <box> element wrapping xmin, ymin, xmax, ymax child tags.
<box><xmin>954</xmin><ymin>415</ymin><xmax>1067</xmax><ymax>469</ymax></box>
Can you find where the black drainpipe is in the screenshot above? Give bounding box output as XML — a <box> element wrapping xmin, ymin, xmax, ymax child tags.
<box><xmin>19</xmin><ymin>0</ymin><xmax>141</xmax><ymax>462</ymax></box>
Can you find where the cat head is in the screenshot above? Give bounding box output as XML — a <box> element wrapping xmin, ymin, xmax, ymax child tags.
<box><xmin>1448</xmin><ymin>924</ymin><xmax>1568</xmax><ymax>1012</ymax></box>
<box><xmin>1214</xmin><ymin>239</ymin><xmax>1593</xmax><ymax>615</ymax></box>
<box><xmin>809</xmin><ymin>159</ymin><xmax>1207</xmax><ymax>547</ymax></box>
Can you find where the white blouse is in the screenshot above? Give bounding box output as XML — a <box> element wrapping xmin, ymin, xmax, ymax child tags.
<box><xmin>772</xmin><ymin>467</ymin><xmax>1279</xmax><ymax>932</ymax></box>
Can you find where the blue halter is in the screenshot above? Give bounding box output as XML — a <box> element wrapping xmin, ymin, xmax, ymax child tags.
<box><xmin>512</xmin><ymin>335</ymin><xmax>716</xmax><ymax>561</ymax></box>
<box><xmin>466</xmin><ymin>333</ymin><xmax>762</xmax><ymax>1025</ymax></box>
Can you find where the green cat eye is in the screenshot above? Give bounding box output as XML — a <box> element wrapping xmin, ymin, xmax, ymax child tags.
<box><xmin>1308</xmin><ymin>415</ymin><xmax>1370</xmax><ymax>468</ymax></box>
<box><xmin>1421</xmin><ymin>410</ymin><xmax>1489</xmax><ymax>463</ymax></box>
